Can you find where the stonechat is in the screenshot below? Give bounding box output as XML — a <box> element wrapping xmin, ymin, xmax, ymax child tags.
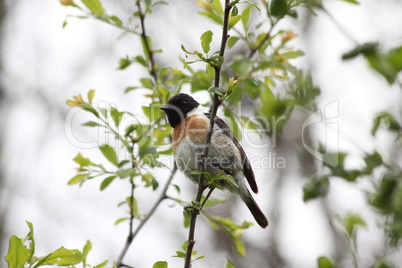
<box><xmin>160</xmin><ymin>93</ymin><xmax>268</xmax><ymax>228</ymax></box>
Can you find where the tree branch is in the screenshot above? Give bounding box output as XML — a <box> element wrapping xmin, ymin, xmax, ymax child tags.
<box><xmin>183</xmin><ymin>1</ymin><xmax>233</xmax><ymax>267</ymax></box>
<box><xmin>136</xmin><ymin>0</ymin><xmax>158</xmax><ymax>82</ymax></box>
<box><xmin>116</xmin><ymin>165</ymin><xmax>178</xmax><ymax>267</ymax></box>
<box><xmin>116</xmin><ymin>2</ymin><xmax>174</xmax><ymax>266</ymax></box>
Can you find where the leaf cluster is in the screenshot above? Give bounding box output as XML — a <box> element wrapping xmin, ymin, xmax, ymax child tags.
<box><xmin>343</xmin><ymin>42</ymin><xmax>402</xmax><ymax>85</ymax></box>
<box><xmin>5</xmin><ymin>222</ymin><xmax>107</xmax><ymax>268</ymax></box>
<box><xmin>61</xmin><ymin>0</ymin><xmax>323</xmax><ymax>266</ymax></box>
<box><xmin>303</xmin><ymin>109</ymin><xmax>402</xmax><ymax>265</ymax></box>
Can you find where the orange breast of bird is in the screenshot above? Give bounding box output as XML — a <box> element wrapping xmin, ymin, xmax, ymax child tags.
<box><xmin>172</xmin><ymin>113</ymin><xmax>209</xmax><ymax>152</ymax></box>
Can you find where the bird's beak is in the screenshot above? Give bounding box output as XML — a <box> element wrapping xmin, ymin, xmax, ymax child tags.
<box><xmin>160</xmin><ymin>103</ymin><xmax>175</xmax><ymax>112</ymax></box>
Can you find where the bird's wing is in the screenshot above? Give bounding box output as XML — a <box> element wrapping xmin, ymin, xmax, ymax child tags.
<box><xmin>204</xmin><ymin>112</ymin><xmax>258</xmax><ymax>193</ymax></box>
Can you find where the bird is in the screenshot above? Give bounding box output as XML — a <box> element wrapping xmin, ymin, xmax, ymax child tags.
<box><xmin>160</xmin><ymin>93</ymin><xmax>268</xmax><ymax>228</ymax></box>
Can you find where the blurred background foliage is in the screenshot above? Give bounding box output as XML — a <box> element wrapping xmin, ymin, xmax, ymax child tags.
<box><xmin>1</xmin><ymin>0</ymin><xmax>402</xmax><ymax>267</ymax></box>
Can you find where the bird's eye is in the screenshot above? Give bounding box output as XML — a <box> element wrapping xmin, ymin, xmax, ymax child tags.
<box><xmin>180</xmin><ymin>100</ymin><xmax>187</xmax><ymax>106</ymax></box>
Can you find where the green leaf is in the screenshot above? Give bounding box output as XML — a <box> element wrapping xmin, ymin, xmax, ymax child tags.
<box><xmin>125</xmin><ymin>86</ymin><xmax>140</xmax><ymax>93</ymax></box>
<box><xmin>194</xmin><ymin>255</ymin><xmax>205</xmax><ymax>262</ymax></box>
<box><xmin>108</xmin><ymin>15</ymin><xmax>122</xmax><ymax>26</ymax></box>
<box><xmin>363</xmin><ymin>151</ymin><xmax>383</xmax><ymax>174</ymax></box>
<box><xmin>230</xmin><ymin>56</ymin><xmax>251</xmax><ymax>77</ymax></box>
<box><xmin>181</xmin><ymin>240</ymin><xmax>188</xmax><ymax>251</ymax></box>
<box><xmin>153</xmin><ymin>261</ymin><xmax>168</xmax><ymax>268</ymax></box>
<box><xmin>73</xmin><ymin>153</ymin><xmax>96</xmax><ymax>167</ymax></box>
<box><xmin>100</xmin><ymin>176</ymin><xmax>116</xmax><ymax>191</ymax></box>
<box><xmin>231</xmin><ymin>5</ymin><xmax>238</xmax><ymax>16</ymax></box>
<box><xmin>224</xmin><ymin>108</ymin><xmax>242</xmax><ymax>140</ymax></box>
<box><xmin>26</xmin><ymin>221</ymin><xmax>35</xmax><ymax>263</ymax></box>
<box><xmin>100</xmin><ymin>107</ymin><xmax>108</xmax><ymax>118</ymax></box>
<box><xmin>172</xmin><ymin>184</ymin><xmax>181</xmax><ymax>193</ymax></box>
<box><xmin>81</xmin><ymin>0</ymin><xmax>105</xmax><ymax>15</ymax></box>
<box><xmin>366</xmin><ymin>46</ymin><xmax>402</xmax><ymax>84</ymax></box>
<box><xmin>117</xmin><ymin>168</ymin><xmax>137</xmax><ymax>178</ymax></box>
<box><xmin>142</xmin><ymin>102</ymin><xmax>162</xmax><ymax>121</ymax></box>
<box><xmin>82</xmin><ymin>240</ymin><xmax>92</xmax><ymax>265</ymax></box>
<box><xmin>371</xmin><ymin>259</ymin><xmax>397</xmax><ymax>268</ymax></box>
<box><xmin>180</xmin><ymin>44</ymin><xmax>192</xmax><ymax>55</ymax></box>
<box><xmin>371</xmin><ymin>112</ymin><xmax>401</xmax><ymax>135</ymax></box>
<box><xmin>339</xmin><ymin>213</ymin><xmax>367</xmax><ymax>237</ymax></box>
<box><xmin>36</xmin><ymin>247</ymin><xmax>83</xmax><ymax>266</ymax></box>
<box><xmin>134</xmin><ymin>55</ymin><xmax>148</xmax><ymax>67</ymax></box>
<box><xmin>141</xmin><ymin>35</ymin><xmax>153</xmax><ymax>61</ymax></box>
<box><xmin>322</xmin><ymin>151</ymin><xmax>347</xmax><ymax>174</ymax></box>
<box><xmin>115</xmin><ymin>217</ymin><xmax>129</xmax><ymax>225</ymax></box>
<box><xmin>303</xmin><ymin>176</ymin><xmax>329</xmax><ymax>202</ymax></box>
<box><xmin>223</xmin><ymin>175</ymin><xmax>237</xmax><ymax>188</ymax></box>
<box><xmin>243</xmin><ymin>78</ymin><xmax>261</xmax><ymax>99</ymax></box>
<box><xmin>241</xmin><ymin>5</ymin><xmax>253</xmax><ymax>31</ymax></box>
<box><xmin>340</xmin><ymin>0</ymin><xmax>359</xmax><ymax>4</ymax></box>
<box><xmin>190</xmin><ymin>170</ymin><xmax>212</xmax><ymax>180</ymax></box>
<box><xmin>183</xmin><ymin>209</ymin><xmax>191</xmax><ymax>228</ymax></box>
<box><xmin>110</xmin><ymin>107</ymin><xmax>123</xmax><ymax>127</ymax></box>
<box><xmin>140</xmin><ymin>77</ymin><xmax>154</xmax><ymax>89</ymax></box>
<box><xmin>60</xmin><ymin>0</ymin><xmax>80</xmax><ymax>7</ymax></box>
<box><xmin>87</xmin><ymin>89</ymin><xmax>95</xmax><ymax>103</ymax></box>
<box><xmin>281</xmin><ymin>50</ymin><xmax>305</xmax><ymax>59</ymax></box>
<box><xmin>68</xmin><ymin>173</ymin><xmax>90</xmax><ymax>185</ymax></box>
<box><xmin>94</xmin><ymin>260</ymin><xmax>109</xmax><ymax>268</ymax></box>
<box><xmin>227</xmin><ymin>36</ymin><xmax>239</xmax><ymax>48</ymax></box>
<box><xmin>118</xmin><ymin>160</ymin><xmax>130</xmax><ymax>168</ymax></box>
<box><xmin>173</xmin><ymin>251</ymin><xmax>186</xmax><ymax>258</ymax></box>
<box><xmin>82</xmin><ymin>120</ymin><xmax>102</xmax><ymax>127</ymax></box>
<box><xmin>99</xmin><ymin>144</ymin><xmax>119</xmax><ymax>166</ymax></box>
<box><xmin>225</xmin><ymin>259</ymin><xmax>236</xmax><ymax>268</ymax></box>
<box><xmin>208</xmin><ymin>86</ymin><xmax>223</xmax><ymax>96</ymax></box>
<box><xmin>342</xmin><ymin>42</ymin><xmax>378</xmax><ymax>60</ymax></box>
<box><xmin>202</xmin><ymin>196</ymin><xmax>227</xmax><ymax>208</ymax></box>
<box><xmin>201</xmin><ymin>30</ymin><xmax>213</xmax><ymax>54</ymax></box>
<box><xmin>153</xmin><ymin>1</ymin><xmax>169</xmax><ymax>6</ymax></box>
<box><xmin>317</xmin><ymin>256</ymin><xmax>336</xmax><ymax>268</ymax></box>
<box><xmin>270</xmin><ymin>0</ymin><xmax>289</xmax><ymax>19</ymax></box>
<box><xmin>5</xmin><ymin>236</ymin><xmax>30</xmax><ymax>268</ymax></box>
<box><xmin>199</xmin><ymin>11</ymin><xmax>223</xmax><ymax>25</ymax></box>
<box><xmin>62</xmin><ymin>20</ymin><xmax>68</xmax><ymax>28</ymax></box>
<box><xmin>192</xmin><ymin>201</ymin><xmax>202</xmax><ymax>212</ymax></box>
<box><xmin>198</xmin><ymin>0</ymin><xmax>223</xmax><ymax>24</ymax></box>
<box><xmin>142</xmin><ymin>172</ymin><xmax>155</xmax><ymax>181</ymax></box>
<box><xmin>239</xmin><ymin>116</ymin><xmax>260</xmax><ymax>132</ymax></box>
<box><xmin>126</xmin><ymin>196</ymin><xmax>139</xmax><ymax>218</ymax></box>
<box><xmin>370</xmin><ymin>173</ymin><xmax>399</xmax><ymax>213</ymax></box>
<box><xmin>320</xmin><ymin>151</ymin><xmax>362</xmax><ymax>182</ymax></box>
<box><xmin>117</xmin><ymin>56</ymin><xmax>133</xmax><ymax>70</ymax></box>
<box><xmin>387</xmin><ymin>46</ymin><xmax>402</xmax><ymax>73</ymax></box>
<box><xmin>151</xmin><ymin>178</ymin><xmax>159</xmax><ymax>190</ymax></box>
<box><xmin>79</xmin><ymin>103</ymin><xmax>99</xmax><ymax>118</ymax></box>
<box><xmin>228</xmin><ymin>15</ymin><xmax>241</xmax><ymax>30</ymax></box>
<box><xmin>204</xmin><ymin>215</ymin><xmax>252</xmax><ymax>256</ymax></box>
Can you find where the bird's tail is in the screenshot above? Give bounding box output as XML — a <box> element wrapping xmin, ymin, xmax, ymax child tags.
<box><xmin>240</xmin><ymin>189</ymin><xmax>269</xmax><ymax>228</ymax></box>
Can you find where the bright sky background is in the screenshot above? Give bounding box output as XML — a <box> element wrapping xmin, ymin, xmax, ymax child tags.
<box><xmin>1</xmin><ymin>0</ymin><xmax>402</xmax><ymax>267</ymax></box>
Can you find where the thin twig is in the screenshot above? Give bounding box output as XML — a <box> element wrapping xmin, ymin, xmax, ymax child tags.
<box><xmin>183</xmin><ymin>1</ymin><xmax>232</xmax><ymax>267</ymax></box>
<box><xmin>200</xmin><ymin>188</ymin><xmax>215</xmax><ymax>209</ymax></box>
<box><xmin>116</xmin><ymin>165</ymin><xmax>178</xmax><ymax>267</ymax></box>
<box><xmin>136</xmin><ymin>0</ymin><xmax>158</xmax><ymax>82</ymax></box>
<box><xmin>248</xmin><ymin>18</ymin><xmax>280</xmax><ymax>59</ymax></box>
